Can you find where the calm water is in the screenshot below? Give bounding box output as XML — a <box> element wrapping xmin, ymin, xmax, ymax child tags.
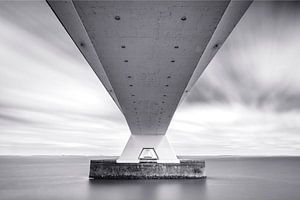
<box><xmin>0</xmin><ymin>156</ymin><xmax>299</xmax><ymax>200</ymax></box>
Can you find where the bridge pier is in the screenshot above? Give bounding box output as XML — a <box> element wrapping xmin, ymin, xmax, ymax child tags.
<box><xmin>117</xmin><ymin>135</ymin><xmax>179</xmax><ymax>163</ymax></box>
<box><xmin>47</xmin><ymin>0</ymin><xmax>252</xmax><ymax>179</ymax></box>
<box><xmin>89</xmin><ymin>135</ymin><xmax>205</xmax><ymax>179</ymax></box>
<box><xmin>89</xmin><ymin>159</ymin><xmax>205</xmax><ymax>179</ymax></box>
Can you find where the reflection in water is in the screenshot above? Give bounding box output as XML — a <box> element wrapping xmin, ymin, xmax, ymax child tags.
<box><xmin>88</xmin><ymin>179</ymin><xmax>207</xmax><ymax>200</ymax></box>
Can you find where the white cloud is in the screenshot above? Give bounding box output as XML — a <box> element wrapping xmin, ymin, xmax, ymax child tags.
<box><xmin>0</xmin><ymin>1</ymin><xmax>299</xmax><ymax>156</ymax></box>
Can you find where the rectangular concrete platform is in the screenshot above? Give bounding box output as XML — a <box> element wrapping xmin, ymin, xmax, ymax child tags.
<box><xmin>89</xmin><ymin>159</ymin><xmax>205</xmax><ymax>179</ymax></box>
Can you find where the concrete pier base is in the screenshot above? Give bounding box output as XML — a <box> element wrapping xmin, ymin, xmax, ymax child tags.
<box><xmin>89</xmin><ymin>159</ymin><xmax>205</xmax><ymax>179</ymax></box>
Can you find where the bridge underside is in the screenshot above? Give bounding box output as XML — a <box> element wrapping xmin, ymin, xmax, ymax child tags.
<box><xmin>48</xmin><ymin>0</ymin><xmax>251</xmax><ymax>165</ymax></box>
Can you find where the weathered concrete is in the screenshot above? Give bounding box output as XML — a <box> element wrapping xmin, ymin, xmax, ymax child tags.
<box><xmin>89</xmin><ymin>159</ymin><xmax>205</xmax><ymax>179</ymax></box>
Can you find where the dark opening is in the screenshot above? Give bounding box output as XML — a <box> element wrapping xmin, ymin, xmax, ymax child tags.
<box><xmin>181</xmin><ymin>16</ymin><xmax>187</xmax><ymax>21</ymax></box>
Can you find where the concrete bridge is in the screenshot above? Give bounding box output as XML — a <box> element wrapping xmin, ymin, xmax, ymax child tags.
<box><xmin>47</xmin><ymin>0</ymin><xmax>251</xmax><ymax>168</ymax></box>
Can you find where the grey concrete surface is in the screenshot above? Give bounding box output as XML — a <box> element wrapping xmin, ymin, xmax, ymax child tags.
<box><xmin>89</xmin><ymin>159</ymin><xmax>205</xmax><ymax>179</ymax></box>
<box><xmin>47</xmin><ymin>1</ymin><xmax>251</xmax><ymax>135</ymax></box>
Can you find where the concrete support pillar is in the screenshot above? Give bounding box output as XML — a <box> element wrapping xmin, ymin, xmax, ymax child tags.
<box><xmin>117</xmin><ymin>135</ymin><xmax>179</xmax><ymax>163</ymax></box>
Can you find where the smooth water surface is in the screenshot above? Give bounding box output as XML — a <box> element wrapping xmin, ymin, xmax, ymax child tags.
<box><xmin>0</xmin><ymin>156</ymin><xmax>299</xmax><ymax>200</ymax></box>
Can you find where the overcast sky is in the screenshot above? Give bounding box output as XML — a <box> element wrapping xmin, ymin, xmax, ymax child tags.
<box><xmin>0</xmin><ymin>1</ymin><xmax>300</xmax><ymax>156</ymax></box>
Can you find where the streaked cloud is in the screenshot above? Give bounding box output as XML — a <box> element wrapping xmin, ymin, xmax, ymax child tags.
<box><xmin>186</xmin><ymin>1</ymin><xmax>300</xmax><ymax>112</ymax></box>
<box><xmin>0</xmin><ymin>1</ymin><xmax>299</xmax><ymax>155</ymax></box>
